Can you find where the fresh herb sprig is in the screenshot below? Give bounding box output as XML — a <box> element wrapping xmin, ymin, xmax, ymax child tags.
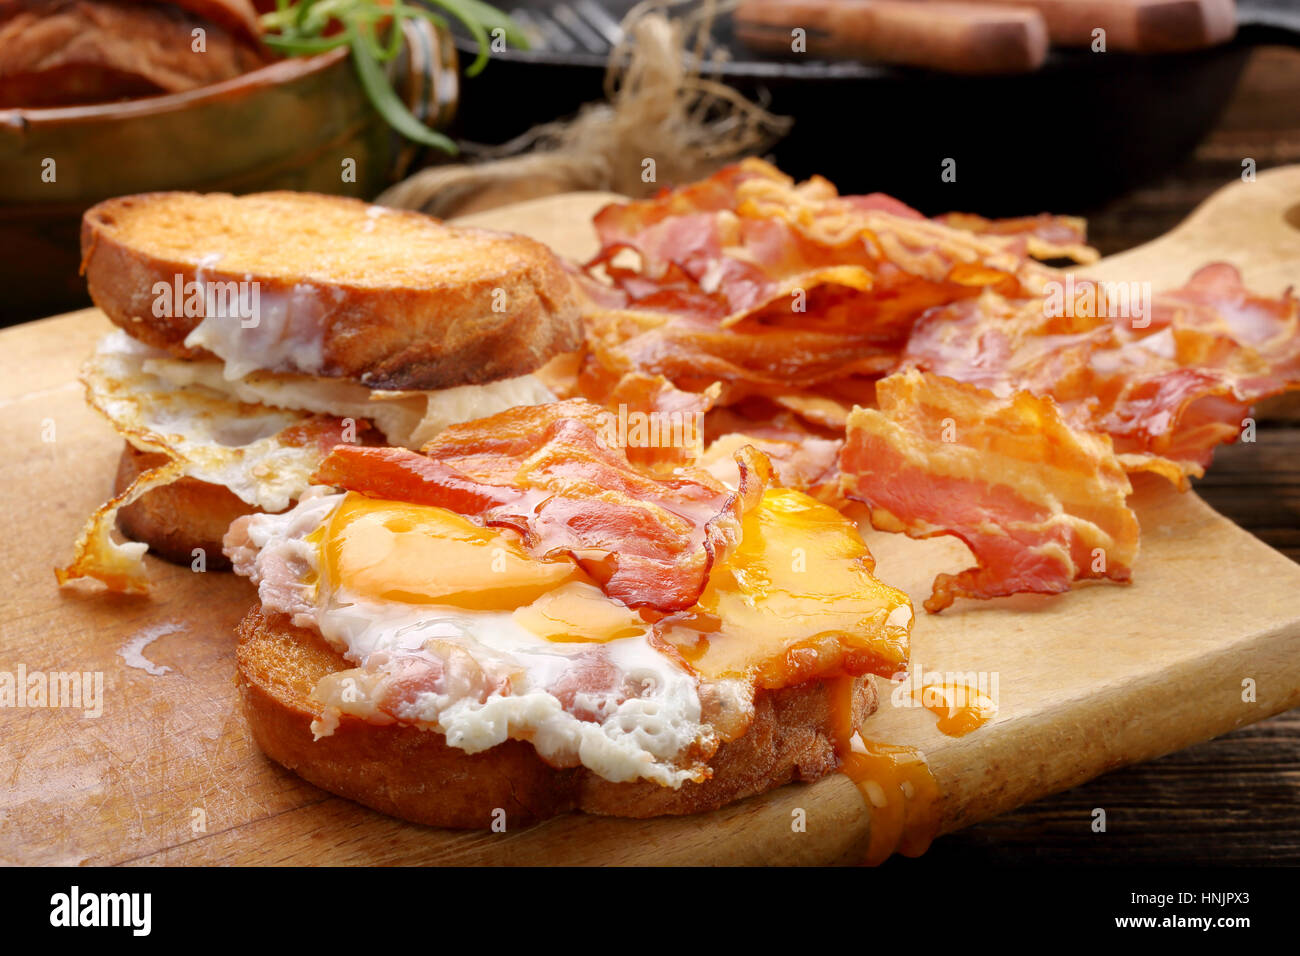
<box><xmin>260</xmin><ymin>0</ymin><xmax>529</xmax><ymax>153</ymax></box>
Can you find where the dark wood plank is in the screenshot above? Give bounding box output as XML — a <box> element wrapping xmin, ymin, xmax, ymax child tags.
<box><xmin>1195</xmin><ymin>427</ymin><xmax>1300</xmax><ymax>563</ymax></box>
<box><xmin>911</xmin><ymin>708</ymin><xmax>1300</xmax><ymax>866</ymax></box>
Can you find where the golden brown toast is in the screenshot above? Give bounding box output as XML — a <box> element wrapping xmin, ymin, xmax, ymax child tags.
<box><xmin>81</xmin><ymin>191</ymin><xmax>584</xmax><ymax>390</ymax></box>
<box><xmin>236</xmin><ymin>606</ymin><xmax>877</xmax><ymax>828</ymax></box>
<box><xmin>113</xmin><ymin>443</ymin><xmax>266</xmax><ymax>570</ymax></box>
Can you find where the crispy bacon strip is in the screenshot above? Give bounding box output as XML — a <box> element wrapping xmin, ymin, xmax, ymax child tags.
<box><xmin>602</xmin><ymin>371</ymin><xmax>720</xmax><ymax>469</ymax></box>
<box><xmin>313</xmin><ymin>449</ymin><xmax>520</xmax><ymax>513</ymax></box>
<box><xmin>900</xmin><ymin>264</ymin><xmax>1300</xmax><ymax>485</ymax></box>
<box><xmin>589</xmin><ymin>157</ymin><xmax>1096</xmax><ymax>315</ymax></box>
<box><xmin>1103</xmin><ymin>264</ymin><xmax>1300</xmax><ymax>478</ymax></box>
<box><xmin>840</xmin><ymin>371</ymin><xmax>1140</xmax><ymax>613</ymax></box>
<box><xmin>935</xmin><ymin>211</ymin><xmax>1096</xmax><ymax>264</ymax></box>
<box><xmin>314</xmin><ymin>401</ymin><xmax>773</xmax><ymax>612</ymax></box>
<box><xmin>580</xmin><ymin>301</ymin><xmax>902</xmax><ymax>400</ymax></box>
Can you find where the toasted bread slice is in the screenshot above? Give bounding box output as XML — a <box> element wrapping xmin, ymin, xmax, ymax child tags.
<box><xmin>113</xmin><ymin>443</ymin><xmax>259</xmax><ymax>570</ymax></box>
<box><xmin>81</xmin><ymin>192</ymin><xmax>584</xmax><ymax>390</ymax></box>
<box><xmin>236</xmin><ymin>606</ymin><xmax>876</xmax><ymax>828</ymax></box>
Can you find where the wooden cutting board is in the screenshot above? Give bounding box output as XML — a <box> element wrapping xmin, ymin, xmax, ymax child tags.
<box><xmin>3</xmin><ymin>168</ymin><xmax>1299</xmax><ymax>866</ymax></box>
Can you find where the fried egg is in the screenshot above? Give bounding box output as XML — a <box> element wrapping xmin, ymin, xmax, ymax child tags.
<box><xmin>226</xmin><ymin>486</ymin><xmax>914</xmax><ymax>786</ymax></box>
<box><xmin>231</xmin><ymin>490</ymin><xmax>715</xmax><ymax>787</ymax></box>
<box><xmin>58</xmin><ymin>331</ymin><xmax>555</xmax><ymax>592</ymax></box>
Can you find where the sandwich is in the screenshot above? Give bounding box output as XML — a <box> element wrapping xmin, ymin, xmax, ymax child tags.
<box><xmin>58</xmin><ymin>190</ymin><xmax>582</xmax><ymax>592</ymax></box>
<box><xmin>223</xmin><ymin>396</ymin><xmax>913</xmax><ymax>826</ymax></box>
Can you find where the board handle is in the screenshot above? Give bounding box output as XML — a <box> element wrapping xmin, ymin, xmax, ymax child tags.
<box><xmin>1085</xmin><ymin>164</ymin><xmax>1300</xmax><ymax>294</ymax></box>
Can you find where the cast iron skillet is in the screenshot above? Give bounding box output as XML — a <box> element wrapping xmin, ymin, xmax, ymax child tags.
<box><xmin>450</xmin><ymin>0</ymin><xmax>1300</xmax><ymax>214</ymax></box>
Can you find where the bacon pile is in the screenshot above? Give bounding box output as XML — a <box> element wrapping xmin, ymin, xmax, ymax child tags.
<box><xmin>577</xmin><ymin>157</ymin><xmax>1097</xmax><ymax>432</ymax></box>
<box><xmin>900</xmin><ymin>263</ymin><xmax>1300</xmax><ymax>486</ymax></box>
<box><xmin>314</xmin><ymin>399</ymin><xmax>772</xmax><ymax>613</ymax></box>
<box><xmin>573</xmin><ymin>162</ymin><xmax>1300</xmax><ymax>612</ymax></box>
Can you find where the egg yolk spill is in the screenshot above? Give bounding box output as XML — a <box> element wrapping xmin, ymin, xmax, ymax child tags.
<box><xmin>912</xmin><ymin>681</ymin><xmax>998</xmax><ymax>737</ymax></box>
<box><xmin>513</xmin><ymin>581</ymin><xmax>649</xmax><ymax>643</ymax></box>
<box><xmin>325</xmin><ymin>489</ymin><xmax>912</xmax><ymax>684</ymax></box>
<box><xmin>317</xmin><ymin>489</ymin><xmax>931</xmax><ymax>859</ymax></box>
<box><xmin>830</xmin><ymin>676</ymin><xmax>942</xmax><ymax>866</ymax></box>
<box><xmin>840</xmin><ymin>742</ymin><xmax>942</xmax><ymax>866</ymax></box>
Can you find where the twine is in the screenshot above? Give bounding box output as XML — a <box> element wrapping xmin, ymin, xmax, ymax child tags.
<box><xmin>377</xmin><ymin>2</ymin><xmax>790</xmax><ymax>218</ymax></box>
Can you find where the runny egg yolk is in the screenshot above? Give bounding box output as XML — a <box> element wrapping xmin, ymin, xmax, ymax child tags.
<box><xmin>662</xmin><ymin>489</ymin><xmax>912</xmax><ymax>686</ymax></box>
<box><xmin>312</xmin><ymin>489</ymin><xmax>911</xmax><ymax>674</ymax></box>
<box><xmin>512</xmin><ymin>581</ymin><xmax>648</xmax><ymax>643</ymax></box>
<box><xmin>317</xmin><ymin>492</ymin><xmax>587</xmax><ymax>609</ymax></box>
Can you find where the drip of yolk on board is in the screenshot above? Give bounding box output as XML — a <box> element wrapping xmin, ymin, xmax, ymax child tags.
<box><xmin>832</xmin><ymin>677</ymin><xmax>996</xmax><ymax>863</ymax></box>
<box><xmin>840</xmin><ymin>743</ymin><xmax>943</xmax><ymax>865</ymax></box>
<box><xmin>830</xmin><ymin>676</ymin><xmax>943</xmax><ymax>866</ymax></box>
<box><xmin>912</xmin><ymin>681</ymin><xmax>998</xmax><ymax>737</ymax></box>
<box><xmin>319</xmin><ymin>490</ymin><xmax>937</xmax><ymax>863</ymax></box>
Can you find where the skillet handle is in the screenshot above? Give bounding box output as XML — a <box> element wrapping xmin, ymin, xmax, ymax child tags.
<box><xmin>952</xmin><ymin>0</ymin><xmax>1237</xmax><ymax>53</ymax></box>
<box><xmin>734</xmin><ymin>0</ymin><xmax>1049</xmax><ymax>74</ymax></box>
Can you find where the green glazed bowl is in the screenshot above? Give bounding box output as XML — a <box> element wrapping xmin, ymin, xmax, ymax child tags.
<box><xmin>0</xmin><ymin>25</ymin><xmax>457</xmax><ymax>324</ymax></box>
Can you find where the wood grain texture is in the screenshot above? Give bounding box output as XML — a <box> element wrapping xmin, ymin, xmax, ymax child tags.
<box><xmin>914</xmin><ymin>701</ymin><xmax>1300</xmax><ymax>866</ymax></box>
<box><xmin>918</xmin><ymin>49</ymin><xmax>1300</xmax><ymax>865</ymax></box>
<box><xmin>1196</xmin><ymin>427</ymin><xmax>1300</xmax><ymax>563</ymax></box>
<box><xmin>913</xmin><ymin>426</ymin><xmax>1300</xmax><ymax>866</ymax></box>
<box><xmin>2</xmin><ymin>176</ymin><xmax>1299</xmax><ymax>866</ymax></box>
<box><xmin>733</xmin><ymin>0</ymin><xmax>1050</xmax><ymax>75</ymax></box>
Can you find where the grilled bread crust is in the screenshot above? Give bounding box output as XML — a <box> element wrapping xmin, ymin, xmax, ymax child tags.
<box><xmin>112</xmin><ymin>443</ymin><xmax>258</xmax><ymax>570</ymax></box>
<box><xmin>81</xmin><ymin>191</ymin><xmax>584</xmax><ymax>390</ymax></box>
<box><xmin>236</xmin><ymin>606</ymin><xmax>877</xmax><ymax>829</ymax></box>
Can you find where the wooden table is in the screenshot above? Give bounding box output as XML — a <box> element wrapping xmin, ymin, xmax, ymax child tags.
<box><xmin>920</xmin><ymin>47</ymin><xmax>1300</xmax><ymax>865</ymax></box>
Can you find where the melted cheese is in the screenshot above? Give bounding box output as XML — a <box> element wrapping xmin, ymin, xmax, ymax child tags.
<box><xmin>182</xmin><ymin>276</ymin><xmax>335</xmax><ymax>379</ymax></box>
